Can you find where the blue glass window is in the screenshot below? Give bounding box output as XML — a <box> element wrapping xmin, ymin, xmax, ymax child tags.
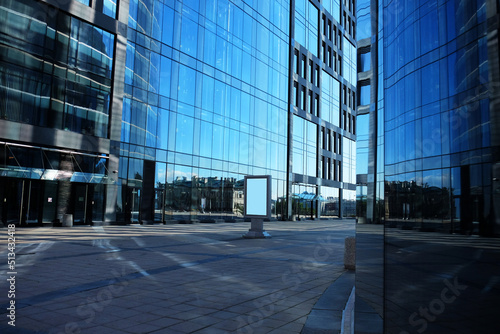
<box><xmin>321</xmin><ymin>71</ymin><xmax>340</xmax><ymax>126</ymax></box>
<box><xmin>133</xmin><ymin>45</ymin><xmax>150</xmax><ymax>91</ymax></box>
<box><xmin>216</xmin><ymin>36</ymin><xmax>228</xmax><ymax>72</ymax></box>
<box><xmin>180</xmin><ymin>17</ymin><xmax>198</xmax><ymax>57</ymax></box>
<box><xmin>199</xmin><ymin>121</ymin><xmax>213</xmax><ymax>157</ymax></box>
<box><xmin>103</xmin><ymin>0</ymin><xmax>117</xmax><ymax>18</ymax></box>
<box><xmin>308</xmin><ymin>3</ymin><xmax>319</xmax><ymax>57</ymax></box>
<box><xmin>294</xmin><ymin>0</ymin><xmax>319</xmax><ymax>57</ymax></box>
<box><xmin>203</xmin><ymin>29</ymin><xmax>216</xmax><ymax>67</ymax></box>
<box><xmin>422</xmin><ymin>114</ymin><xmax>441</xmax><ymax>157</ymax></box>
<box><xmin>157</xmin><ymin>108</ymin><xmax>169</xmax><ymax>149</ymax></box>
<box><xmin>162</xmin><ymin>6</ymin><xmax>174</xmax><ymax>46</ymax></box>
<box><xmin>177</xmin><ymin>64</ymin><xmax>196</xmax><ymax>106</ymax></box>
<box><xmin>176</xmin><ymin>114</ymin><xmax>194</xmax><ymax>154</ymax></box>
<box><xmin>212</xmin><ymin>123</ymin><xmax>224</xmax><ymax>160</ymax></box>
<box><xmin>146</xmin><ymin>106</ymin><xmax>158</xmax><ymax>147</ymax></box>
<box><xmin>184</xmin><ymin>0</ymin><xmax>199</xmax><ymax>12</ymax></box>
<box><xmin>149</xmin><ymin>52</ymin><xmax>160</xmax><ymax>93</ymax></box>
<box><xmin>121</xmin><ymin>98</ymin><xmax>132</xmax><ymax>142</ymax></box>
<box><xmin>231</xmin><ymin>46</ymin><xmax>242</xmax><ymax>80</ymax></box>
<box><xmin>295</xmin><ymin>20</ymin><xmax>306</xmax><ymax>47</ymax></box>
<box><xmin>359</xmin><ymin>52</ymin><xmax>371</xmax><ymax>72</ymax></box>
<box><xmin>420</xmin><ymin>10</ymin><xmax>438</xmax><ymax>55</ymax></box>
<box><xmin>292</xmin><ymin>116</ymin><xmax>317</xmax><ymax>177</ymax></box>
<box><xmin>360</xmin><ymin>85</ymin><xmax>370</xmax><ymax>106</ymax></box>
<box><xmin>0</xmin><ymin>1</ymin><xmax>114</xmax><ymax>138</ymax></box>
<box><xmin>356</xmin><ymin>0</ymin><xmax>370</xmax><ymax>39</ymax></box>
<box><xmin>343</xmin><ymin>37</ymin><xmax>357</xmax><ymax>87</ymax></box>
<box><xmin>202</xmin><ymin>75</ymin><xmax>214</xmax><ymax>112</ymax></box>
<box><xmin>129</xmin><ymin>100</ymin><xmax>147</xmax><ymax>145</ymax></box>
<box><xmin>152</xmin><ymin>1</ymin><xmax>163</xmax><ymax>41</ymax></box>
<box><xmin>421</xmin><ymin>62</ymin><xmax>439</xmax><ymax>106</ymax></box>
<box><xmin>230</xmin><ymin>87</ymin><xmax>240</xmax><ymax>121</ymax></box>
<box><xmin>159</xmin><ymin>56</ymin><xmax>171</xmax><ymax>98</ymax></box>
<box><xmin>205</xmin><ymin>0</ymin><xmax>217</xmax><ymax>22</ymax></box>
<box><xmin>137</xmin><ymin>0</ymin><xmax>153</xmax><ymax>36</ymax></box>
<box><xmin>356</xmin><ymin>114</ymin><xmax>369</xmax><ymax>175</ymax></box>
<box><xmin>325</xmin><ymin>0</ymin><xmax>340</xmax><ymax>23</ymax></box>
<box><xmin>232</xmin><ymin>6</ymin><xmax>243</xmax><ymax>40</ymax></box>
<box><xmin>213</xmin><ymin>80</ymin><xmax>226</xmax><ymax>115</ymax></box>
<box><xmin>217</xmin><ymin>0</ymin><xmax>229</xmax><ymax>30</ymax></box>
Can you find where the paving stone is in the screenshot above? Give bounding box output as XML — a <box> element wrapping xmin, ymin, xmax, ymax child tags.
<box><xmin>0</xmin><ymin>220</ymin><xmax>354</xmax><ymax>333</ymax></box>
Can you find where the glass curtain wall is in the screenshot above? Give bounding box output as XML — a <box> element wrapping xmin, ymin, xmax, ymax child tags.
<box><xmin>354</xmin><ymin>0</ymin><xmax>500</xmax><ymax>333</ymax></box>
<box><xmin>383</xmin><ymin>0</ymin><xmax>493</xmax><ymax>234</ymax></box>
<box><xmin>120</xmin><ymin>0</ymin><xmax>290</xmax><ymax>223</ymax></box>
<box><xmin>0</xmin><ymin>0</ymin><xmax>116</xmax><ymax>226</ymax></box>
<box><xmin>0</xmin><ymin>0</ymin><xmax>115</xmax><ymax>138</ymax></box>
<box><xmin>354</xmin><ymin>0</ymin><xmax>385</xmax><ymax>331</ymax></box>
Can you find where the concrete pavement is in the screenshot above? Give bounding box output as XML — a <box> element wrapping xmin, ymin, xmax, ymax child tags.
<box><xmin>0</xmin><ymin>219</ymin><xmax>354</xmax><ymax>333</ymax></box>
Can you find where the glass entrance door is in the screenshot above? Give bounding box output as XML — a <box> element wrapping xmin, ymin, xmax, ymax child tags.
<box><xmin>124</xmin><ymin>187</ymin><xmax>141</xmax><ymax>223</ymax></box>
<box><xmin>154</xmin><ymin>189</ymin><xmax>164</xmax><ymax>223</ymax></box>
<box><xmin>42</xmin><ymin>181</ymin><xmax>58</xmax><ymax>224</ymax></box>
<box><xmin>0</xmin><ymin>179</ymin><xmax>43</xmax><ymax>226</ymax></box>
<box><xmin>24</xmin><ymin>180</ymin><xmax>42</xmax><ymax>224</ymax></box>
<box><xmin>0</xmin><ymin>179</ymin><xmax>21</xmax><ymax>225</ymax></box>
<box><xmin>73</xmin><ymin>184</ymin><xmax>88</xmax><ymax>224</ymax></box>
<box><xmin>71</xmin><ymin>184</ymin><xmax>104</xmax><ymax>225</ymax></box>
<box><xmin>131</xmin><ymin>188</ymin><xmax>141</xmax><ymax>222</ymax></box>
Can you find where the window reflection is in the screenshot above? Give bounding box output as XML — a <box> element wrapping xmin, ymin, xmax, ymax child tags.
<box><xmin>118</xmin><ymin>0</ymin><xmax>328</xmax><ymax>224</ymax></box>
<box><xmin>180</xmin><ymin>16</ymin><xmax>197</xmax><ymax>57</ymax></box>
<box><xmin>0</xmin><ymin>0</ymin><xmax>114</xmax><ymax>138</ymax></box>
<box><xmin>295</xmin><ymin>0</ymin><xmax>319</xmax><ymax>57</ymax></box>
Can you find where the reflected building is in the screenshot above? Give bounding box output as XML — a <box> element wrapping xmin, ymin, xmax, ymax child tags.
<box><xmin>356</xmin><ymin>0</ymin><xmax>500</xmax><ymax>333</ymax></box>
<box><xmin>0</xmin><ymin>0</ymin><xmax>356</xmax><ymax>226</ymax></box>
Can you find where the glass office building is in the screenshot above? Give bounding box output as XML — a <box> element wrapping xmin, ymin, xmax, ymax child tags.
<box><xmin>0</xmin><ymin>0</ymin><xmax>356</xmax><ymax>226</ymax></box>
<box><xmin>356</xmin><ymin>0</ymin><xmax>500</xmax><ymax>333</ymax></box>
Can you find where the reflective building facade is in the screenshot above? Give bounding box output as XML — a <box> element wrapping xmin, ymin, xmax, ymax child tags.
<box><xmin>1</xmin><ymin>0</ymin><xmax>356</xmax><ymax>226</ymax></box>
<box><xmin>356</xmin><ymin>0</ymin><xmax>500</xmax><ymax>333</ymax></box>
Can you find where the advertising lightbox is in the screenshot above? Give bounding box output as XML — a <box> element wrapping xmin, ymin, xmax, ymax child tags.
<box><xmin>244</xmin><ymin>175</ymin><xmax>271</xmax><ymax>219</ymax></box>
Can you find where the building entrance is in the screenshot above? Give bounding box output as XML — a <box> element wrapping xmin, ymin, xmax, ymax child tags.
<box><xmin>1</xmin><ymin>179</ymin><xmax>39</xmax><ymax>226</ymax></box>
<box><xmin>124</xmin><ymin>187</ymin><xmax>141</xmax><ymax>223</ymax></box>
<box><xmin>154</xmin><ymin>188</ymin><xmax>165</xmax><ymax>223</ymax></box>
<box><xmin>0</xmin><ymin>178</ymin><xmax>104</xmax><ymax>226</ymax></box>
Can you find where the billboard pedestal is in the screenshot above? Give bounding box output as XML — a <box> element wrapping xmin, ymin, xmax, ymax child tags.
<box><xmin>243</xmin><ymin>218</ymin><xmax>271</xmax><ymax>239</ymax></box>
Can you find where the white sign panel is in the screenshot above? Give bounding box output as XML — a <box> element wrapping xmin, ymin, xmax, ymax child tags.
<box><xmin>246</xmin><ymin>178</ymin><xmax>268</xmax><ymax>216</ymax></box>
<box><xmin>244</xmin><ymin>175</ymin><xmax>271</xmax><ymax>218</ymax></box>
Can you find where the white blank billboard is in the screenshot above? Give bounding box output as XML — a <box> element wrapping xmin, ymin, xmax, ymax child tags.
<box><xmin>244</xmin><ymin>175</ymin><xmax>271</xmax><ymax>218</ymax></box>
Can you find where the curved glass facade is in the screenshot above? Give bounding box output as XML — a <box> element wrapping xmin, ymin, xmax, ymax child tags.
<box><xmin>384</xmin><ymin>0</ymin><xmax>493</xmax><ymax>233</ymax></box>
<box><xmin>355</xmin><ymin>0</ymin><xmax>500</xmax><ymax>333</ymax></box>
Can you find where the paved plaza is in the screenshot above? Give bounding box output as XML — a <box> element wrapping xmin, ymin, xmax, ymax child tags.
<box><xmin>0</xmin><ymin>219</ymin><xmax>354</xmax><ymax>333</ymax></box>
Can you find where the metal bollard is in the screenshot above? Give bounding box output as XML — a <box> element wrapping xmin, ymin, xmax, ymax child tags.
<box><xmin>344</xmin><ymin>236</ymin><xmax>355</xmax><ymax>270</ymax></box>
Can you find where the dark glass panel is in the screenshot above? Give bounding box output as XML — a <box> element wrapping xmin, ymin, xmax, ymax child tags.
<box><xmin>421</xmin><ymin>61</ymin><xmax>439</xmax><ymax>106</ymax></box>
<box><xmin>422</xmin><ymin>114</ymin><xmax>441</xmax><ymax>157</ymax></box>
<box><xmin>420</xmin><ymin>9</ymin><xmax>438</xmax><ymax>55</ymax></box>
